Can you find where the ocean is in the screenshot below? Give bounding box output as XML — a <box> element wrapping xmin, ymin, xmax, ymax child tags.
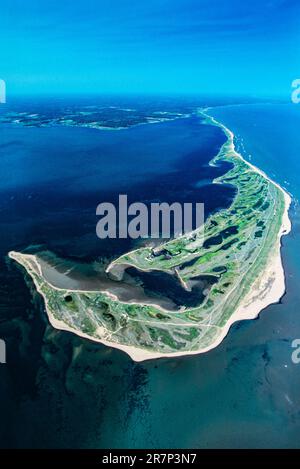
<box><xmin>0</xmin><ymin>100</ymin><xmax>300</xmax><ymax>448</ymax></box>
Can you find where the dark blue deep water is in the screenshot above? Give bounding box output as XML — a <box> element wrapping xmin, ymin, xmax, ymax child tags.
<box><xmin>0</xmin><ymin>101</ymin><xmax>300</xmax><ymax>448</ymax></box>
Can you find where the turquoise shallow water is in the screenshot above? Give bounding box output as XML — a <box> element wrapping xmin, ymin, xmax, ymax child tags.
<box><xmin>1</xmin><ymin>102</ymin><xmax>300</xmax><ymax>448</ymax></box>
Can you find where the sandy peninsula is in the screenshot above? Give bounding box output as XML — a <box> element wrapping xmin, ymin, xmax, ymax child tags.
<box><xmin>8</xmin><ymin>112</ymin><xmax>292</xmax><ymax>362</ymax></box>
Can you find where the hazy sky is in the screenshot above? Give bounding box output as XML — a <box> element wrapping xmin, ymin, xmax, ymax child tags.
<box><xmin>1</xmin><ymin>0</ymin><xmax>300</xmax><ymax>97</ymax></box>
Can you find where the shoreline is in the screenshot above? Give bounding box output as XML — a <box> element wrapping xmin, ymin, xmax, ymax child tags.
<box><xmin>8</xmin><ymin>111</ymin><xmax>292</xmax><ymax>362</ymax></box>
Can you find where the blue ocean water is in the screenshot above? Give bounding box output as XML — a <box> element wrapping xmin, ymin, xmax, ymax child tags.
<box><xmin>0</xmin><ymin>115</ymin><xmax>230</xmax><ymax>259</ymax></box>
<box><xmin>1</xmin><ymin>101</ymin><xmax>300</xmax><ymax>448</ymax></box>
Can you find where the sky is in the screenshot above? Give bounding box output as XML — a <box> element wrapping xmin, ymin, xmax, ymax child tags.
<box><xmin>1</xmin><ymin>0</ymin><xmax>300</xmax><ymax>98</ymax></box>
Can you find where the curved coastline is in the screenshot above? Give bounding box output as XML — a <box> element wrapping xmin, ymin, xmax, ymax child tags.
<box><xmin>8</xmin><ymin>111</ymin><xmax>292</xmax><ymax>362</ymax></box>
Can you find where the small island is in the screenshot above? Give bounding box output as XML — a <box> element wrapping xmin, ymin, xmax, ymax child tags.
<box><xmin>9</xmin><ymin>112</ymin><xmax>291</xmax><ymax>361</ymax></box>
